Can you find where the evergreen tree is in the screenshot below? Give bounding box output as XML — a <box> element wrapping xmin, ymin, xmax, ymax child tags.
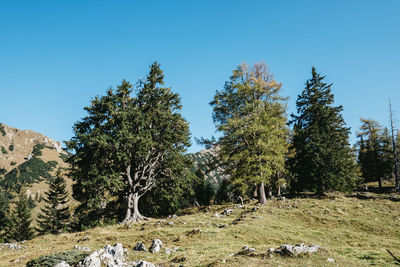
<box><xmin>67</xmin><ymin>62</ymin><xmax>191</xmax><ymax>225</ymax></box>
<box><xmin>36</xmin><ymin>170</ymin><xmax>71</xmax><ymax>235</ymax></box>
<box><xmin>289</xmin><ymin>67</ymin><xmax>359</xmax><ymax>194</ymax></box>
<box><xmin>210</xmin><ymin>62</ymin><xmax>288</xmax><ymax>204</ymax></box>
<box><xmin>7</xmin><ymin>191</ymin><xmax>34</xmax><ymax>241</ymax></box>
<box><xmin>356</xmin><ymin>119</ymin><xmax>393</xmax><ymax>189</ymax></box>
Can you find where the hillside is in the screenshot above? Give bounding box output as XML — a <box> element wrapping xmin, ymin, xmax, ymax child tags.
<box><xmin>0</xmin><ymin>123</ymin><xmax>66</xmax><ymax>172</ymax></box>
<box><xmin>1</xmin><ymin>192</ymin><xmax>399</xmax><ymax>266</ymax></box>
<box><xmin>0</xmin><ymin>123</ymin><xmax>70</xmax><ymax>222</ymax></box>
<box><xmin>187</xmin><ymin>148</ymin><xmax>227</xmax><ymax>188</ymax></box>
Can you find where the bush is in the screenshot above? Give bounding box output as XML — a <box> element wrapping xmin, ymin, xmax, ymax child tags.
<box><xmin>26</xmin><ymin>250</ymin><xmax>90</xmax><ymax>267</ymax></box>
<box><xmin>9</xmin><ymin>144</ymin><xmax>14</xmax><ymax>151</ymax></box>
<box><xmin>10</xmin><ymin>161</ymin><xmax>17</xmax><ymax>166</ymax></box>
<box><xmin>0</xmin><ymin>123</ymin><xmax>5</xmax><ymax>136</ymax></box>
<box><xmin>1</xmin><ymin>146</ymin><xmax>7</xmax><ymax>154</ymax></box>
<box><xmin>32</xmin><ymin>143</ymin><xmax>45</xmax><ymax>156</ymax></box>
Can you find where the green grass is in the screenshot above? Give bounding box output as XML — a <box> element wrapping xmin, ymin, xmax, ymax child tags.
<box><xmin>1</xmin><ymin>192</ymin><xmax>400</xmax><ymax>266</ymax></box>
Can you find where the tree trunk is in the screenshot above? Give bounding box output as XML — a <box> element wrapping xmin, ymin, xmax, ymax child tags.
<box><xmin>253</xmin><ymin>184</ymin><xmax>258</xmax><ymax>198</ymax></box>
<box><xmin>259</xmin><ymin>182</ymin><xmax>267</xmax><ymax>205</ymax></box>
<box><xmin>123</xmin><ymin>192</ymin><xmax>148</xmax><ymax>223</ymax></box>
<box><xmin>277</xmin><ymin>185</ymin><xmax>281</xmax><ymax>197</ymax></box>
<box><xmin>378</xmin><ymin>177</ymin><xmax>382</xmax><ymax>190</ymax></box>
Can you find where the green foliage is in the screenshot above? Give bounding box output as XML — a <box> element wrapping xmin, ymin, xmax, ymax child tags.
<box><xmin>26</xmin><ymin>250</ymin><xmax>90</xmax><ymax>267</ymax></box>
<box><xmin>67</xmin><ymin>62</ymin><xmax>192</xmax><ymax>225</ymax></box>
<box><xmin>10</xmin><ymin>161</ymin><xmax>17</xmax><ymax>166</ymax></box>
<box><xmin>0</xmin><ymin>123</ymin><xmax>5</xmax><ymax>136</ymax></box>
<box><xmin>140</xmin><ymin>156</ymin><xmax>200</xmax><ymax>216</ymax></box>
<box><xmin>289</xmin><ymin>67</ymin><xmax>359</xmax><ymax>194</ymax></box>
<box><xmin>357</xmin><ymin>119</ymin><xmax>393</xmax><ymax>186</ymax></box>
<box><xmin>32</xmin><ymin>143</ymin><xmax>45</xmax><ymax>156</ymax></box>
<box><xmin>6</xmin><ymin>191</ymin><xmax>35</xmax><ymax>241</ymax></box>
<box><xmin>209</xmin><ymin>62</ymin><xmax>288</xmax><ymax>201</ymax></box>
<box><xmin>36</xmin><ymin>170</ymin><xmax>71</xmax><ymax>235</ymax></box>
<box><xmin>9</xmin><ymin>144</ymin><xmax>14</xmax><ymax>151</ymax></box>
<box><xmin>0</xmin><ymin>156</ymin><xmax>56</xmax><ymax>193</ymax></box>
<box><xmin>0</xmin><ymin>189</ymin><xmax>11</xmax><ymax>232</ymax></box>
<box><xmin>1</xmin><ymin>146</ymin><xmax>8</xmax><ymax>154</ymax></box>
<box><xmin>0</xmin><ymin>168</ymin><xmax>6</xmax><ymax>175</ymax></box>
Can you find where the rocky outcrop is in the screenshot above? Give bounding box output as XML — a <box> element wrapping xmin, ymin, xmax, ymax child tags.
<box><xmin>272</xmin><ymin>243</ymin><xmax>321</xmax><ymax>256</ymax></box>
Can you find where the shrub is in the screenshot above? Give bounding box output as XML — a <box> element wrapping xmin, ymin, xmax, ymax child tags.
<box><xmin>9</xmin><ymin>144</ymin><xmax>14</xmax><ymax>151</ymax></box>
<box><xmin>1</xmin><ymin>146</ymin><xmax>7</xmax><ymax>154</ymax></box>
<box><xmin>0</xmin><ymin>123</ymin><xmax>5</xmax><ymax>136</ymax></box>
<box><xmin>26</xmin><ymin>250</ymin><xmax>90</xmax><ymax>267</ymax></box>
<box><xmin>32</xmin><ymin>143</ymin><xmax>45</xmax><ymax>156</ymax></box>
<box><xmin>10</xmin><ymin>161</ymin><xmax>17</xmax><ymax>166</ymax></box>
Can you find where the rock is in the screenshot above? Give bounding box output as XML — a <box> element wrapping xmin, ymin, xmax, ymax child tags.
<box><xmin>55</xmin><ymin>261</ymin><xmax>71</xmax><ymax>267</ymax></box>
<box><xmin>165</xmin><ymin>248</ymin><xmax>172</xmax><ymax>255</ymax></box>
<box><xmin>274</xmin><ymin>243</ymin><xmax>321</xmax><ymax>256</ymax></box>
<box><xmin>149</xmin><ymin>239</ymin><xmax>163</xmax><ymax>253</ymax></box>
<box><xmin>80</xmin><ymin>243</ymin><xmax>124</xmax><ymax>267</ymax></box>
<box><xmin>167</xmin><ymin>221</ymin><xmax>174</xmax><ymax>225</ymax></box>
<box><xmin>221</xmin><ymin>209</ymin><xmax>233</xmax><ymax>216</ymax></box>
<box><xmin>135</xmin><ymin>261</ymin><xmax>156</xmax><ymax>267</ymax></box>
<box><xmin>252</xmin><ymin>207</ymin><xmax>258</xmax><ymax>212</ymax></box>
<box><xmin>327</xmin><ymin>258</ymin><xmax>335</xmax><ymax>263</ymax></box>
<box><xmin>213</xmin><ymin>212</ymin><xmax>221</xmax><ymax>218</ymax></box>
<box><xmin>336</xmin><ymin>208</ymin><xmax>344</xmax><ymax>215</ymax></box>
<box><xmin>187</xmin><ymin>228</ymin><xmax>202</xmax><ymax>235</ymax></box>
<box><xmin>0</xmin><ymin>242</ymin><xmax>25</xmax><ymax>250</ymax></box>
<box><xmin>242</xmin><ymin>246</ymin><xmax>256</xmax><ymax>252</ymax></box>
<box><xmin>74</xmin><ymin>245</ymin><xmax>91</xmax><ymax>252</ymax></box>
<box><xmin>133</xmin><ymin>242</ymin><xmax>147</xmax><ymax>252</ymax></box>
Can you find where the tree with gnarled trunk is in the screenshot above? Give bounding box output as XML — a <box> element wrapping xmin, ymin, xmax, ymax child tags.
<box><xmin>67</xmin><ymin>62</ymin><xmax>190</xmax><ymax>224</ymax></box>
<box><xmin>209</xmin><ymin>62</ymin><xmax>288</xmax><ymax>205</ymax></box>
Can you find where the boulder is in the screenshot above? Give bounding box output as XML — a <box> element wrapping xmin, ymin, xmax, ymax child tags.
<box><xmin>133</xmin><ymin>242</ymin><xmax>147</xmax><ymax>252</ymax></box>
<box><xmin>55</xmin><ymin>261</ymin><xmax>71</xmax><ymax>267</ymax></box>
<box><xmin>221</xmin><ymin>209</ymin><xmax>233</xmax><ymax>216</ymax></box>
<box><xmin>274</xmin><ymin>243</ymin><xmax>321</xmax><ymax>256</ymax></box>
<box><xmin>149</xmin><ymin>239</ymin><xmax>163</xmax><ymax>253</ymax></box>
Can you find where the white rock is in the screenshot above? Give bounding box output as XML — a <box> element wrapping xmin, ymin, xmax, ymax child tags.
<box><xmin>149</xmin><ymin>239</ymin><xmax>163</xmax><ymax>253</ymax></box>
<box><xmin>327</xmin><ymin>258</ymin><xmax>335</xmax><ymax>263</ymax></box>
<box><xmin>55</xmin><ymin>261</ymin><xmax>71</xmax><ymax>267</ymax></box>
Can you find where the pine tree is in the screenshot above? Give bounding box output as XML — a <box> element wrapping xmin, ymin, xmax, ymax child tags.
<box><xmin>7</xmin><ymin>191</ymin><xmax>34</xmax><ymax>241</ymax></box>
<box><xmin>289</xmin><ymin>67</ymin><xmax>359</xmax><ymax>194</ymax></box>
<box><xmin>36</xmin><ymin>170</ymin><xmax>71</xmax><ymax>235</ymax></box>
<box><xmin>67</xmin><ymin>62</ymin><xmax>191</xmax><ymax>224</ymax></box>
<box><xmin>356</xmin><ymin>119</ymin><xmax>393</xmax><ymax>189</ymax></box>
<box><xmin>210</xmin><ymin>62</ymin><xmax>288</xmax><ymax>204</ymax></box>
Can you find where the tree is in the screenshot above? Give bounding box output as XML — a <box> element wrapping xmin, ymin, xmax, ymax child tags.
<box><xmin>7</xmin><ymin>191</ymin><xmax>34</xmax><ymax>241</ymax></box>
<box><xmin>67</xmin><ymin>62</ymin><xmax>191</xmax><ymax>224</ymax></box>
<box><xmin>356</xmin><ymin>119</ymin><xmax>393</xmax><ymax>189</ymax></box>
<box><xmin>289</xmin><ymin>67</ymin><xmax>359</xmax><ymax>194</ymax></box>
<box><xmin>209</xmin><ymin>62</ymin><xmax>288</xmax><ymax>204</ymax></box>
<box><xmin>36</xmin><ymin>170</ymin><xmax>71</xmax><ymax>235</ymax></box>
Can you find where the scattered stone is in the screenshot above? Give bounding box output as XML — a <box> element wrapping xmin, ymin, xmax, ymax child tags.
<box><xmin>74</xmin><ymin>245</ymin><xmax>91</xmax><ymax>252</ymax></box>
<box><xmin>336</xmin><ymin>208</ymin><xmax>344</xmax><ymax>215</ymax></box>
<box><xmin>165</xmin><ymin>248</ymin><xmax>172</xmax><ymax>255</ymax></box>
<box><xmin>219</xmin><ymin>223</ymin><xmax>228</xmax><ymax>228</ymax></box>
<box><xmin>55</xmin><ymin>261</ymin><xmax>71</xmax><ymax>267</ymax></box>
<box><xmin>251</xmin><ymin>216</ymin><xmax>262</xmax><ymax>219</ymax></box>
<box><xmin>167</xmin><ymin>221</ymin><xmax>174</xmax><ymax>225</ymax></box>
<box><xmin>252</xmin><ymin>207</ymin><xmax>258</xmax><ymax>212</ymax></box>
<box><xmin>235</xmin><ymin>205</ymin><xmax>243</xmax><ymax>209</ymax></box>
<box><xmin>149</xmin><ymin>239</ymin><xmax>163</xmax><ymax>253</ymax></box>
<box><xmin>274</xmin><ymin>243</ymin><xmax>321</xmax><ymax>256</ymax></box>
<box><xmin>221</xmin><ymin>209</ymin><xmax>233</xmax><ymax>216</ymax></box>
<box><xmin>133</xmin><ymin>242</ymin><xmax>147</xmax><ymax>252</ymax></box>
<box><xmin>135</xmin><ymin>261</ymin><xmax>157</xmax><ymax>267</ymax></box>
<box><xmin>327</xmin><ymin>258</ymin><xmax>335</xmax><ymax>263</ymax></box>
<box><xmin>242</xmin><ymin>246</ymin><xmax>256</xmax><ymax>252</ymax></box>
<box><xmin>79</xmin><ymin>243</ymin><xmax>124</xmax><ymax>267</ymax></box>
<box><xmin>213</xmin><ymin>212</ymin><xmax>221</xmax><ymax>218</ymax></box>
<box><xmin>0</xmin><ymin>242</ymin><xmax>25</xmax><ymax>250</ymax></box>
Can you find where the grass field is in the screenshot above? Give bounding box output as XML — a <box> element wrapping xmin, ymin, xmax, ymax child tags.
<box><xmin>1</xmin><ymin>191</ymin><xmax>400</xmax><ymax>266</ymax></box>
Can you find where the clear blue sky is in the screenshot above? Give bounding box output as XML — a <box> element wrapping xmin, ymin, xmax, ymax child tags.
<box><xmin>1</xmin><ymin>0</ymin><xmax>399</xmax><ymax>153</ymax></box>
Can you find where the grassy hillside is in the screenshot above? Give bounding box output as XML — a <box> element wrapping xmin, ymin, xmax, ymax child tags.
<box><xmin>1</xmin><ymin>192</ymin><xmax>399</xmax><ymax>266</ymax></box>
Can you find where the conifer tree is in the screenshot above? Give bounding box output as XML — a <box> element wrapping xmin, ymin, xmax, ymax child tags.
<box><xmin>7</xmin><ymin>191</ymin><xmax>34</xmax><ymax>241</ymax></box>
<box><xmin>36</xmin><ymin>170</ymin><xmax>71</xmax><ymax>235</ymax></box>
<box><xmin>67</xmin><ymin>62</ymin><xmax>191</xmax><ymax>224</ymax></box>
<box><xmin>210</xmin><ymin>62</ymin><xmax>288</xmax><ymax>204</ymax></box>
<box><xmin>289</xmin><ymin>67</ymin><xmax>359</xmax><ymax>194</ymax></box>
<box><xmin>356</xmin><ymin>119</ymin><xmax>393</xmax><ymax>189</ymax></box>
